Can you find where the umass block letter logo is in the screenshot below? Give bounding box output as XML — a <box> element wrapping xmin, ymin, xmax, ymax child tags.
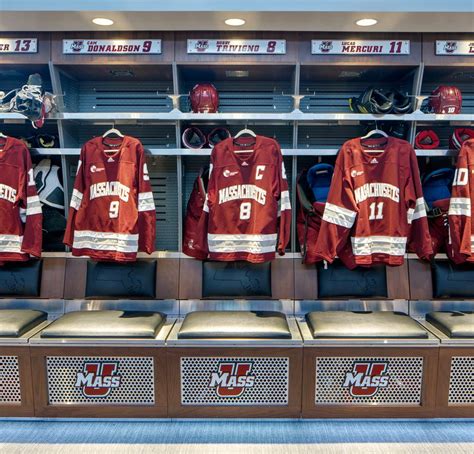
<box><xmin>209</xmin><ymin>362</ymin><xmax>255</xmax><ymax>397</ymax></box>
<box><xmin>75</xmin><ymin>362</ymin><xmax>121</xmax><ymax>398</ymax></box>
<box><xmin>342</xmin><ymin>362</ymin><xmax>389</xmax><ymax>397</ymax></box>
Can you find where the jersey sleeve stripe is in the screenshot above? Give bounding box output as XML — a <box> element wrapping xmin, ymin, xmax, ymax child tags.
<box><xmin>407</xmin><ymin>208</ymin><xmax>415</xmax><ymax>224</ymax></box>
<box><xmin>280</xmin><ymin>190</ymin><xmax>291</xmax><ymax>211</ymax></box>
<box><xmin>449</xmin><ymin>197</ymin><xmax>471</xmax><ymax>216</ymax></box>
<box><xmin>138</xmin><ymin>192</ymin><xmax>155</xmax><ymax>212</ymax></box>
<box><xmin>70</xmin><ymin>189</ymin><xmax>83</xmax><ymax>210</ymax></box>
<box><xmin>412</xmin><ymin>197</ymin><xmax>427</xmax><ymax>221</ymax></box>
<box><xmin>322</xmin><ymin>202</ymin><xmax>357</xmax><ymax>229</ymax></box>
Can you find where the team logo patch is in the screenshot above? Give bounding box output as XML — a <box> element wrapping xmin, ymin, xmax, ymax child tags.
<box><xmin>342</xmin><ymin>361</ymin><xmax>389</xmax><ymax>397</ymax></box>
<box><xmin>70</xmin><ymin>40</ymin><xmax>84</xmax><ymax>52</ymax></box>
<box><xmin>209</xmin><ymin>362</ymin><xmax>255</xmax><ymax>397</ymax></box>
<box><xmin>90</xmin><ymin>165</ymin><xmax>105</xmax><ymax>173</ymax></box>
<box><xmin>444</xmin><ymin>41</ymin><xmax>458</xmax><ymax>54</ymax></box>
<box><xmin>351</xmin><ymin>170</ymin><xmax>364</xmax><ymax>178</ymax></box>
<box><xmin>223</xmin><ymin>169</ymin><xmax>239</xmax><ymax>177</ymax></box>
<box><xmin>195</xmin><ymin>40</ymin><xmax>209</xmax><ymax>52</ymax></box>
<box><xmin>319</xmin><ymin>41</ymin><xmax>333</xmax><ymax>52</ymax></box>
<box><xmin>75</xmin><ymin>362</ymin><xmax>121</xmax><ymax>398</ymax></box>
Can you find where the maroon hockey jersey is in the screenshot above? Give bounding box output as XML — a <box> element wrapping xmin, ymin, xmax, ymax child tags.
<box><xmin>0</xmin><ymin>137</ymin><xmax>42</xmax><ymax>262</ymax></box>
<box><xmin>183</xmin><ymin>166</ymin><xmax>208</xmax><ymax>260</ymax></box>
<box><xmin>64</xmin><ymin>136</ymin><xmax>156</xmax><ymax>262</ymax></box>
<box><xmin>314</xmin><ymin>137</ymin><xmax>432</xmax><ymax>267</ymax></box>
<box><xmin>448</xmin><ymin>139</ymin><xmax>474</xmax><ymax>263</ymax></box>
<box><xmin>195</xmin><ymin>135</ymin><xmax>291</xmax><ymax>263</ymax></box>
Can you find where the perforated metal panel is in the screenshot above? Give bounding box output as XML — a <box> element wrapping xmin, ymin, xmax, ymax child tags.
<box><xmin>180</xmin><ymin>356</ymin><xmax>289</xmax><ymax>406</ymax></box>
<box><xmin>315</xmin><ymin>356</ymin><xmax>423</xmax><ymax>405</ymax></box>
<box><xmin>448</xmin><ymin>356</ymin><xmax>474</xmax><ymax>405</ymax></box>
<box><xmin>0</xmin><ymin>356</ymin><xmax>21</xmax><ymax>404</ymax></box>
<box><xmin>46</xmin><ymin>356</ymin><xmax>155</xmax><ymax>405</ymax></box>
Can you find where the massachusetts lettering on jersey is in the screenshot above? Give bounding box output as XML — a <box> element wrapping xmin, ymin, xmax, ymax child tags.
<box><xmin>89</xmin><ymin>181</ymin><xmax>130</xmax><ymax>202</ymax></box>
<box><xmin>354</xmin><ymin>183</ymin><xmax>400</xmax><ymax>204</ymax></box>
<box><xmin>0</xmin><ymin>183</ymin><xmax>17</xmax><ymax>203</ymax></box>
<box><xmin>218</xmin><ymin>184</ymin><xmax>266</xmax><ymax>205</ymax></box>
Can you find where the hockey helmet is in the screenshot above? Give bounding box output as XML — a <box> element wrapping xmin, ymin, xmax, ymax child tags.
<box><xmin>428</xmin><ymin>86</ymin><xmax>462</xmax><ymax>114</ymax></box>
<box><xmin>190</xmin><ymin>83</ymin><xmax>219</xmax><ymax>113</ymax></box>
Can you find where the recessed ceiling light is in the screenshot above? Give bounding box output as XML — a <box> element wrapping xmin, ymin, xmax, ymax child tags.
<box><xmin>92</xmin><ymin>17</ymin><xmax>114</xmax><ymax>26</ymax></box>
<box><xmin>356</xmin><ymin>18</ymin><xmax>378</xmax><ymax>27</ymax></box>
<box><xmin>225</xmin><ymin>18</ymin><xmax>246</xmax><ymax>26</ymax></box>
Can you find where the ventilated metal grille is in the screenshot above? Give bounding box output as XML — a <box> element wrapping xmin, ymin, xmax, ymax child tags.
<box><xmin>46</xmin><ymin>356</ymin><xmax>155</xmax><ymax>405</ymax></box>
<box><xmin>181</xmin><ymin>356</ymin><xmax>289</xmax><ymax>406</ymax></box>
<box><xmin>448</xmin><ymin>356</ymin><xmax>474</xmax><ymax>405</ymax></box>
<box><xmin>0</xmin><ymin>356</ymin><xmax>21</xmax><ymax>404</ymax></box>
<box><xmin>315</xmin><ymin>356</ymin><xmax>423</xmax><ymax>406</ymax></box>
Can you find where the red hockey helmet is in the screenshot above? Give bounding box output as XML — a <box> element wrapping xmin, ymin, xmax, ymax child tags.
<box><xmin>429</xmin><ymin>86</ymin><xmax>462</xmax><ymax>114</ymax></box>
<box><xmin>449</xmin><ymin>128</ymin><xmax>474</xmax><ymax>150</ymax></box>
<box><xmin>415</xmin><ymin>130</ymin><xmax>440</xmax><ymax>149</ymax></box>
<box><xmin>190</xmin><ymin>83</ymin><xmax>219</xmax><ymax>113</ymax></box>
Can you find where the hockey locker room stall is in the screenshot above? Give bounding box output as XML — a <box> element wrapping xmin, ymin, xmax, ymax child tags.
<box><xmin>0</xmin><ymin>29</ymin><xmax>473</xmax><ymax>419</ymax></box>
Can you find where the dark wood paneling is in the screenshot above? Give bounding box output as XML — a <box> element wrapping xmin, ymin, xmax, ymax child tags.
<box><xmin>271</xmin><ymin>259</ymin><xmax>294</xmax><ymax>299</ymax></box>
<box><xmin>31</xmin><ymin>346</ymin><xmax>168</xmax><ymax>418</ymax></box>
<box><xmin>156</xmin><ymin>258</ymin><xmax>180</xmax><ymax>300</ymax></box>
<box><xmin>40</xmin><ymin>258</ymin><xmax>66</xmax><ymax>299</ymax></box>
<box><xmin>299</xmin><ymin>32</ymin><xmax>422</xmax><ymax>66</ymax></box>
<box><xmin>63</xmin><ymin>258</ymin><xmax>87</xmax><ymax>299</ymax></box>
<box><xmin>422</xmin><ymin>33</ymin><xmax>474</xmax><ymax>66</ymax></box>
<box><xmin>51</xmin><ymin>31</ymin><xmax>174</xmax><ymax>65</ymax></box>
<box><xmin>0</xmin><ymin>32</ymin><xmax>51</xmax><ymax>64</ymax></box>
<box><xmin>178</xmin><ymin>258</ymin><xmax>202</xmax><ymax>299</ymax></box>
<box><xmin>294</xmin><ymin>260</ymin><xmax>318</xmax><ymax>300</ymax></box>
<box><xmin>435</xmin><ymin>347</ymin><xmax>474</xmax><ymax>418</ymax></box>
<box><xmin>387</xmin><ymin>261</ymin><xmax>410</xmax><ymax>300</ymax></box>
<box><xmin>408</xmin><ymin>259</ymin><xmax>433</xmax><ymax>300</ymax></box>
<box><xmin>167</xmin><ymin>347</ymin><xmax>303</xmax><ymax>418</ymax></box>
<box><xmin>302</xmin><ymin>346</ymin><xmax>438</xmax><ymax>418</ymax></box>
<box><xmin>0</xmin><ymin>347</ymin><xmax>35</xmax><ymax>417</ymax></box>
<box><xmin>175</xmin><ymin>31</ymin><xmax>299</xmax><ymax>64</ymax></box>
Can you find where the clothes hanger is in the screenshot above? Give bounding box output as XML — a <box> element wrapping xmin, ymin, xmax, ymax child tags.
<box><xmin>0</xmin><ymin>131</ymin><xmax>7</xmax><ymax>151</ymax></box>
<box><xmin>360</xmin><ymin>123</ymin><xmax>388</xmax><ymax>153</ymax></box>
<box><xmin>233</xmin><ymin>127</ymin><xmax>256</xmax><ymax>153</ymax></box>
<box><xmin>102</xmin><ymin>127</ymin><xmax>124</xmax><ymax>139</ymax></box>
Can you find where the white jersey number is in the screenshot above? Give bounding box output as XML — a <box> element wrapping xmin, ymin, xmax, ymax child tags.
<box><xmin>240</xmin><ymin>202</ymin><xmax>251</xmax><ymax>220</ymax></box>
<box><xmin>369</xmin><ymin>201</ymin><xmax>384</xmax><ymax>220</ymax></box>
<box><xmin>109</xmin><ymin>201</ymin><xmax>119</xmax><ymax>219</ymax></box>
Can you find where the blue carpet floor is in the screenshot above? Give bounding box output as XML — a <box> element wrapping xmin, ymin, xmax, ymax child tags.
<box><xmin>0</xmin><ymin>420</ymin><xmax>473</xmax><ymax>444</ymax></box>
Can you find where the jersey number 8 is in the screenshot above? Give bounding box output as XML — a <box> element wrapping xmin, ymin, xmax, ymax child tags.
<box><xmin>240</xmin><ymin>202</ymin><xmax>251</xmax><ymax>220</ymax></box>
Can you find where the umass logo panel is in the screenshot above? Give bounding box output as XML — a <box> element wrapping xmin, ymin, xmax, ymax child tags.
<box><xmin>315</xmin><ymin>356</ymin><xmax>424</xmax><ymax>405</ymax></box>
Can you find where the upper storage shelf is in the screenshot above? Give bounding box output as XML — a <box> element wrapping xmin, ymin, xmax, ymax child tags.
<box><xmin>177</xmin><ymin>64</ymin><xmax>296</xmax><ymax>114</ymax></box>
<box><xmin>299</xmin><ymin>65</ymin><xmax>418</xmax><ymax>114</ymax></box>
<box><xmin>57</xmin><ymin>64</ymin><xmax>174</xmax><ymax>113</ymax></box>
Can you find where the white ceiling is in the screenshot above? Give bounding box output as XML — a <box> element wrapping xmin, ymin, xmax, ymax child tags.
<box><xmin>0</xmin><ymin>1</ymin><xmax>473</xmax><ymax>32</ymax></box>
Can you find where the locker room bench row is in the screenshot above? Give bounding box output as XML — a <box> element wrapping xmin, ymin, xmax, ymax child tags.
<box><xmin>0</xmin><ymin>308</ymin><xmax>472</xmax><ymax>419</ymax></box>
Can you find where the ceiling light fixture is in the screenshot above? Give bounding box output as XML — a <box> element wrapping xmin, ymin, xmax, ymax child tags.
<box><xmin>356</xmin><ymin>18</ymin><xmax>378</xmax><ymax>27</ymax></box>
<box><xmin>225</xmin><ymin>18</ymin><xmax>246</xmax><ymax>27</ymax></box>
<box><xmin>92</xmin><ymin>17</ymin><xmax>114</xmax><ymax>26</ymax></box>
